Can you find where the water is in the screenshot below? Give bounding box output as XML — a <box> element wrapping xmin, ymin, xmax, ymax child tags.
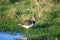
<box><xmin>0</xmin><ymin>32</ymin><xmax>25</xmax><ymax>40</ymax></box>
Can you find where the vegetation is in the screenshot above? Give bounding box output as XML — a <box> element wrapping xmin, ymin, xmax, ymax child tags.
<box><xmin>0</xmin><ymin>0</ymin><xmax>60</xmax><ymax>40</ymax></box>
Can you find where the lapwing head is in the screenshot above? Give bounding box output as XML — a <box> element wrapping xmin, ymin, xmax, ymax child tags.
<box><xmin>32</xmin><ymin>15</ymin><xmax>36</xmax><ymax>21</ymax></box>
<box><xmin>31</xmin><ymin>15</ymin><xmax>36</xmax><ymax>24</ymax></box>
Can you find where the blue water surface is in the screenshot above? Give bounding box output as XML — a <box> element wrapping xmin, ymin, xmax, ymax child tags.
<box><xmin>0</xmin><ymin>32</ymin><xmax>24</xmax><ymax>40</ymax></box>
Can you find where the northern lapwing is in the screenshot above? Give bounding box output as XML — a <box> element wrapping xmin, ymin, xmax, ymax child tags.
<box><xmin>17</xmin><ymin>16</ymin><xmax>36</xmax><ymax>29</ymax></box>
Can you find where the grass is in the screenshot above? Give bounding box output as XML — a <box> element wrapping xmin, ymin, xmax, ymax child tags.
<box><xmin>0</xmin><ymin>0</ymin><xmax>60</xmax><ymax>40</ymax></box>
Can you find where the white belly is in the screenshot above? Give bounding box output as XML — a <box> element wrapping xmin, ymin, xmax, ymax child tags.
<box><xmin>22</xmin><ymin>23</ymin><xmax>33</xmax><ymax>29</ymax></box>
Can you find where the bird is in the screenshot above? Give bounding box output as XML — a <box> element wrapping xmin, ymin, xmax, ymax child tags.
<box><xmin>17</xmin><ymin>15</ymin><xmax>36</xmax><ymax>29</ymax></box>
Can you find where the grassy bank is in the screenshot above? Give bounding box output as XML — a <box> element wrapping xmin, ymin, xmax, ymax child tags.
<box><xmin>0</xmin><ymin>0</ymin><xmax>60</xmax><ymax>40</ymax></box>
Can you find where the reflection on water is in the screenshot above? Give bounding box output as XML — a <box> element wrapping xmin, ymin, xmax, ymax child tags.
<box><xmin>0</xmin><ymin>32</ymin><xmax>25</xmax><ymax>40</ymax></box>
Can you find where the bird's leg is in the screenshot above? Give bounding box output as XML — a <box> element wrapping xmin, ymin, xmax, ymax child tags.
<box><xmin>26</xmin><ymin>29</ymin><xmax>28</xmax><ymax>32</ymax></box>
<box><xmin>25</xmin><ymin>28</ymin><xmax>29</xmax><ymax>34</ymax></box>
